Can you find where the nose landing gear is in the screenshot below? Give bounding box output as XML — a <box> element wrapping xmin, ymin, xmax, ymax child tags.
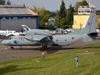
<box><xmin>10</xmin><ymin>47</ymin><xmax>14</xmax><ymax>50</ymax></box>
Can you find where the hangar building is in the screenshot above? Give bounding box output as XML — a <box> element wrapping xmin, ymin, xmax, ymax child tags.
<box><xmin>0</xmin><ymin>4</ymin><xmax>39</xmax><ymax>32</ymax></box>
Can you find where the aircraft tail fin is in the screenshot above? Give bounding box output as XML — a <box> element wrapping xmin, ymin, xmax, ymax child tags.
<box><xmin>80</xmin><ymin>13</ymin><xmax>97</xmax><ymax>42</ymax></box>
<box><xmin>68</xmin><ymin>13</ymin><xmax>96</xmax><ymax>35</ymax></box>
<box><xmin>21</xmin><ymin>25</ymin><xmax>31</xmax><ymax>32</ymax></box>
<box><xmin>81</xmin><ymin>13</ymin><xmax>96</xmax><ymax>34</ymax></box>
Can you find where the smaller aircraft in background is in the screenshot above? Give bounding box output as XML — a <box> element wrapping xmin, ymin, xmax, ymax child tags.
<box><xmin>0</xmin><ymin>25</ymin><xmax>28</xmax><ymax>38</ymax></box>
<box><xmin>21</xmin><ymin>25</ymin><xmax>31</xmax><ymax>31</ymax></box>
<box><xmin>21</xmin><ymin>25</ymin><xmax>57</xmax><ymax>34</ymax></box>
<box><xmin>0</xmin><ymin>30</ymin><xmax>23</xmax><ymax>38</ymax></box>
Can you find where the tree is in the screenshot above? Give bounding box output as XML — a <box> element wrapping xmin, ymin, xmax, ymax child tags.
<box><xmin>74</xmin><ymin>1</ymin><xmax>80</xmax><ymax>12</ymax></box>
<box><xmin>47</xmin><ymin>24</ymin><xmax>55</xmax><ymax>30</ymax></box>
<box><xmin>75</xmin><ymin>0</ymin><xmax>89</xmax><ymax>11</ymax></box>
<box><xmin>0</xmin><ymin>0</ymin><xmax>5</xmax><ymax>5</ymax></box>
<box><xmin>31</xmin><ymin>6</ymin><xmax>51</xmax><ymax>26</ymax></box>
<box><xmin>60</xmin><ymin>18</ymin><xmax>66</xmax><ymax>26</ymax></box>
<box><xmin>79</xmin><ymin>0</ymin><xmax>89</xmax><ymax>6</ymax></box>
<box><xmin>39</xmin><ymin>24</ymin><xmax>55</xmax><ymax>30</ymax></box>
<box><xmin>7</xmin><ymin>0</ymin><xmax>11</xmax><ymax>5</ymax></box>
<box><xmin>0</xmin><ymin>0</ymin><xmax>11</xmax><ymax>5</ymax></box>
<box><xmin>59</xmin><ymin>0</ymin><xmax>66</xmax><ymax>19</ymax></box>
<box><xmin>60</xmin><ymin>18</ymin><xmax>69</xmax><ymax>28</ymax></box>
<box><xmin>59</xmin><ymin>0</ymin><xmax>69</xmax><ymax>28</ymax></box>
<box><xmin>54</xmin><ymin>10</ymin><xmax>60</xmax><ymax>28</ymax></box>
<box><xmin>31</xmin><ymin>6</ymin><xmax>40</xmax><ymax>12</ymax></box>
<box><xmin>68</xmin><ymin>4</ymin><xmax>74</xmax><ymax>25</ymax></box>
<box><xmin>39</xmin><ymin>8</ymin><xmax>51</xmax><ymax>26</ymax></box>
<box><xmin>50</xmin><ymin>12</ymin><xmax>56</xmax><ymax>17</ymax></box>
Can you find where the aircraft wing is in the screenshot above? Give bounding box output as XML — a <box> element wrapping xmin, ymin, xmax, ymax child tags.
<box><xmin>25</xmin><ymin>35</ymin><xmax>50</xmax><ymax>42</ymax></box>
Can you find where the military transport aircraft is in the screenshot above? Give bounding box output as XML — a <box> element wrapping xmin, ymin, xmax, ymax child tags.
<box><xmin>2</xmin><ymin>13</ymin><xmax>97</xmax><ymax>50</ymax></box>
<box><xmin>0</xmin><ymin>30</ymin><xmax>24</xmax><ymax>39</ymax></box>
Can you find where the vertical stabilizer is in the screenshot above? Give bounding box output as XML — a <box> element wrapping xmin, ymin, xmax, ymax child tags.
<box><xmin>81</xmin><ymin>13</ymin><xmax>96</xmax><ymax>34</ymax></box>
<box><xmin>21</xmin><ymin>25</ymin><xmax>31</xmax><ymax>31</ymax></box>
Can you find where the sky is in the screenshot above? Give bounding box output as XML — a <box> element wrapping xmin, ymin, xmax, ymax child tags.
<box><xmin>9</xmin><ymin>0</ymin><xmax>100</xmax><ymax>11</ymax></box>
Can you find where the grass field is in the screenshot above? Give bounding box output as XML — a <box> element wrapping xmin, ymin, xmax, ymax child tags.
<box><xmin>0</xmin><ymin>45</ymin><xmax>100</xmax><ymax>75</ymax></box>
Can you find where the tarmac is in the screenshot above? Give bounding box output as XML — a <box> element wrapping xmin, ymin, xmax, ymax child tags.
<box><xmin>0</xmin><ymin>37</ymin><xmax>100</xmax><ymax>62</ymax></box>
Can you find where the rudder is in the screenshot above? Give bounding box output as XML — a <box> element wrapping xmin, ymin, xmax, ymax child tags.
<box><xmin>81</xmin><ymin>13</ymin><xmax>96</xmax><ymax>34</ymax></box>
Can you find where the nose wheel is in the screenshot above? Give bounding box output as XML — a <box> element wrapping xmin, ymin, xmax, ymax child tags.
<box><xmin>10</xmin><ymin>47</ymin><xmax>14</xmax><ymax>50</ymax></box>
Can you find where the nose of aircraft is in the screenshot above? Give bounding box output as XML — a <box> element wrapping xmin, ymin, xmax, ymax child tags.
<box><xmin>2</xmin><ymin>40</ymin><xmax>7</xmax><ymax>45</ymax></box>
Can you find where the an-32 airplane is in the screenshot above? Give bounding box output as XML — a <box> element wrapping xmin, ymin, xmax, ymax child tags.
<box><xmin>2</xmin><ymin>13</ymin><xmax>97</xmax><ymax>50</ymax></box>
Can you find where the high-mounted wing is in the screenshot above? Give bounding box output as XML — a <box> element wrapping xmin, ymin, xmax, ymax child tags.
<box><xmin>25</xmin><ymin>35</ymin><xmax>51</xmax><ymax>42</ymax></box>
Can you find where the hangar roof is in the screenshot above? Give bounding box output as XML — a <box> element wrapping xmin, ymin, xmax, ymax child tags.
<box><xmin>0</xmin><ymin>4</ymin><xmax>38</xmax><ymax>16</ymax></box>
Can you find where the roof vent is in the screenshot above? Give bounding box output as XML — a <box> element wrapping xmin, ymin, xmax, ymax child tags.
<box><xmin>23</xmin><ymin>4</ymin><xmax>25</xmax><ymax>7</ymax></box>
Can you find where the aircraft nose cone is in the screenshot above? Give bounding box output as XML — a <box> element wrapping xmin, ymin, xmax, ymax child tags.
<box><xmin>2</xmin><ymin>40</ymin><xmax>7</xmax><ymax>45</ymax></box>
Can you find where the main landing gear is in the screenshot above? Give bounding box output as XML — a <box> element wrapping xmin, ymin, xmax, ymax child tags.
<box><xmin>39</xmin><ymin>46</ymin><xmax>47</xmax><ymax>51</ymax></box>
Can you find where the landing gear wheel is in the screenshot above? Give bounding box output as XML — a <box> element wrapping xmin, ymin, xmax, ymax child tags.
<box><xmin>39</xmin><ymin>46</ymin><xmax>47</xmax><ymax>51</ymax></box>
<box><xmin>44</xmin><ymin>46</ymin><xmax>47</xmax><ymax>48</ymax></box>
<box><xmin>10</xmin><ymin>47</ymin><xmax>14</xmax><ymax>50</ymax></box>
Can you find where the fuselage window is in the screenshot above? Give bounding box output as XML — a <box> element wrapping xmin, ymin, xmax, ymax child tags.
<box><xmin>14</xmin><ymin>40</ymin><xmax>17</xmax><ymax>43</ymax></box>
<box><xmin>72</xmin><ymin>37</ymin><xmax>74</xmax><ymax>39</ymax></box>
<box><xmin>56</xmin><ymin>40</ymin><xmax>58</xmax><ymax>41</ymax></box>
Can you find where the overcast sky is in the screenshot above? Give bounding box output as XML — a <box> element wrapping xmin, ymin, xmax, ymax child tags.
<box><xmin>9</xmin><ymin>0</ymin><xmax>100</xmax><ymax>11</ymax></box>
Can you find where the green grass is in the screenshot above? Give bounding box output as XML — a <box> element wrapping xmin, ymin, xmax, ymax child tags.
<box><xmin>0</xmin><ymin>45</ymin><xmax>100</xmax><ymax>75</ymax></box>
